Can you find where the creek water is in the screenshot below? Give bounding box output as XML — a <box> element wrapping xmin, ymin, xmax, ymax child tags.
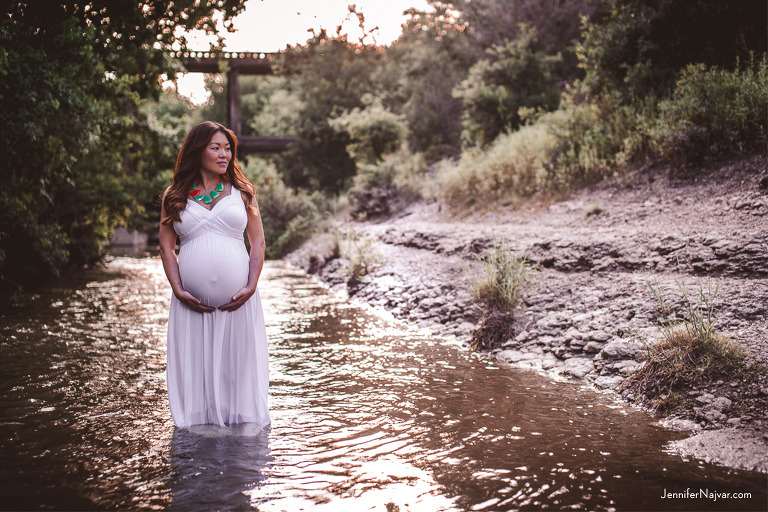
<box><xmin>1</xmin><ymin>255</ymin><xmax>766</xmax><ymax>511</ymax></box>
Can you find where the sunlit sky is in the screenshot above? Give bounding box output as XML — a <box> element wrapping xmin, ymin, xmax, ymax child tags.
<box><xmin>173</xmin><ymin>0</ymin><xmax>431</xmax><ymax>103</ymax></box>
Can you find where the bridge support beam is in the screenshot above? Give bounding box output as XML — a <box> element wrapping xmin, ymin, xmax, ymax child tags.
<box><xmin>179</xmin><ymin>52</ymin><xmax>296</xmax><ymax>153</ymax></box>
<box><xmin>227</xmin><ymin>68</ymin><xmax>241</xmax><ymax>138</ymax></box>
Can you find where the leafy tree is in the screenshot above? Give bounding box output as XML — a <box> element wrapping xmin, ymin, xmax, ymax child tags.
<box><xmin>447</xmin><ymin>0</ymin><xmax>596</xmax><ymax>53</ymax></box>
<box><xmin>329</xmin><ymin>101</ymin><xmax>406</xmax><ymax>165</ymax></box>
<box><xmin>380</xmin><ymin>5</ymin><xmax>478</xmax><ymax>161</ymax></box>
<box><xmin>277</xmin><ymin>27</ymin><xmax>383</xmax><ymax>193</ymax></box>
<box><xmin>0</xmin><ymin>1</ymin><xmax>245</xmax><ymax>291</ymax></box>
<box><xmin>453</xmin><ymin>26</ymin><xmax>562</xmax><ymax>147</ymax></box>
<box><xmin>577</xmin><ymin>0</ymin><xmax>768</xmax><ymax>101</ymax></box>
<box><xmin>445</xmin><ymin>0</ymin><xmax>596</xmax><ymax>84</ymax></box>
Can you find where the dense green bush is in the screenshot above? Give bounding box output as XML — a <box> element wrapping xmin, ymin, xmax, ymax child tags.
<box><xmin>329</xmin><ymin>101</ymin><xmax>407</xmax><ymax>164</ymax></box>
<box><xmin>544</xmin><ymin>93</ymin><xmax>656</xmax><ymax>183</ymax></box>
<box><xmin>653</xmin><ymin>57</ymin><xmax>768</xmax><ymax>165</ymax></box>
<box><xmin>241</xmin><ymin>159</ymin><xmax>328</xmax><ymax>259</ymax></box>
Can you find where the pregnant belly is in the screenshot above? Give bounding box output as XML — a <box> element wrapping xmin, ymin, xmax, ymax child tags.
<box><xmin>178</xmin><ymin>241</ymin><xmax>249</xmax><ymax>308</ymax></box>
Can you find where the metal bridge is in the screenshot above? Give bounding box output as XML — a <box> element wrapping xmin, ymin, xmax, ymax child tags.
<box><xmin>175</xmin><ymin>51</ymin><xmax>295</xmax><ymax>153</ymax></box>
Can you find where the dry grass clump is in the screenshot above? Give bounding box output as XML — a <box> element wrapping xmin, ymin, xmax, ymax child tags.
<box><xmin>624</xmin><ymin>277</ymin><xmax>759</xmax><ymax>413</ymax></box>
<box><xmin>466</xmin><ymin>239</ymin><xmax>537</xmax><ymax>351</ymax></box>
<box><xmin>339</xmin><ymin>229</ymin><xmax>383</xmax><ymax>285</ymax></box>
<box><xmin>468</xmin><ymin>238</ymin><xmax>537</xmax><ymax>310</ymax></box>
<box><xmin>629</xmin><ymin>326</ymin><xmax>750</xmax><ymax>412</ymax></box>
<box><xmin>437</xmin><ymin>122</ymin><xmax>557</xmax><ymax>209</ymax></box>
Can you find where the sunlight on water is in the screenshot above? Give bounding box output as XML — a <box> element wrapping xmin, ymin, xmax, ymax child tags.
<box><xmin>0</xmin><ymin>256</ymin><xmax>765</xmax><ymax>511</ymax></box>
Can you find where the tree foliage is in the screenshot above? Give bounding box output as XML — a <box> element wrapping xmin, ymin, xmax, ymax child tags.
<box><xmin>577</xmin><ymin>0</ymin><xmax>768</xmax><ymax>100</ymax></box>
<box><xmin>453</xmin><ymin>26</ymin><xmax>563</xmax><ymax>147</ymax></box>
<box><xmin>0</xmin><ymin>1</ymin><xmax>245</xmax><ymax>290</ymax></box>
<box><xmin>277</xmin><ymin>26</ymin><xmax>384</xmax><ymax>193</ymax></box>
<box><xmin>380</xmin><ymin>5</ymin><xmax>478</xmax><ymax>161</ymax></box>
<box><xmin>447</xmin><ymin>0</ymin><xmax>596</xmax><ymax>53</ymax></box>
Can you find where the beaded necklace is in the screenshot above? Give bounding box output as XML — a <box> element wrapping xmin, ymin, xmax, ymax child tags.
<box><xmin>189</xmin><ymin>182</ymin><xmax>224</xmax><ymax>204</ymax></box>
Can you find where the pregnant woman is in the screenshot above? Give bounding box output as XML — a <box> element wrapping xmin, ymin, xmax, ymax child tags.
<box><xmin>159</xmin><ymin>121</ymin><xmax>269</xmax><ymax>429</ymax></box>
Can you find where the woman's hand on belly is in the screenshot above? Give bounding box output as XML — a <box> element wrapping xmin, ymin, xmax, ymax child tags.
<box><xmin>175</xmin><ymin>289</ymin><xmax>216</xmax><ymax>313</ymax></box>
<box><xmin>218</xmin><ymin>285</ymin><xmax>255</xmax><ymax>312</ymax></box>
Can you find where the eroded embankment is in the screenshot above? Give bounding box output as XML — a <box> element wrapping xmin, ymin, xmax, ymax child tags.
<box><xmin>286</xmin><ymin>158</ymin><xmax>768</xmax><ymax>472</ymax></box>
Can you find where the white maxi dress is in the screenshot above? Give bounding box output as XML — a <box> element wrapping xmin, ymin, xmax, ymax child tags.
<box><xmin>166</xmin><ymin>190</ymin><xmax>270</xmax><ymax>429</ymax></box>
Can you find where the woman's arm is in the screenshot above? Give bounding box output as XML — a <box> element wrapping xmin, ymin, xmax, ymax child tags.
<box><xmin>159</xmin><ymin>191</ymin><xmax>214</xmax><ymax>313</ymax></box>
<box><xmin>219</xmin><ymin>192</ymin><xmax>266</xmax><ymax>312</ymax></box>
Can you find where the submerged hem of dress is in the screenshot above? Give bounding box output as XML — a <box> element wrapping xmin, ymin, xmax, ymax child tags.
<box><xmin>178</xmin><ymin>420</ymin><xmax>271</xmax><ymax>437</ymax></box>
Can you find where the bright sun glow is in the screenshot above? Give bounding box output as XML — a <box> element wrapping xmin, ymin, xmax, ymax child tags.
<box><xmin>171</xmin><ymin>0</ymin><xmax>430</xmax><ymax>104</ymax></box>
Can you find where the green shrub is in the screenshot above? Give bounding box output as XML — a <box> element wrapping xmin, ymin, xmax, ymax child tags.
<box><xmin>544</xmin><ymin>94</ymin><xmax>656</xmax><ymax>184</ymax></box>
<box><xmin>453</xmin><ymin>26</ymin><xmax>562</xmax><ymax>147</ymax></box>
<box><xmin>653</xmin><ymin>56</ymin><xmax>768</xmax><ymax>165</ymax></box>
<box><xmin>242</xmin><ymin>159</ymin><xmax>327</xmax><ymax>259</ymax></box>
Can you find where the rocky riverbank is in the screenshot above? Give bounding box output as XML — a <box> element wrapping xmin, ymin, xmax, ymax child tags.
<box><xmin>285</xmin><ymin>155</ymin><xmax>768</xmax><ymax>473</ymax></box>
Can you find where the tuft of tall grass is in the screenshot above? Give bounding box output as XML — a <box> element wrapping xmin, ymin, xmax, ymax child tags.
<box><xmin>468</xmin><ymin>238</ymin><xmax>537</xmax><ymax>310</ymax></box>
<box><xmin>647</xmin><ymin>276</ymin><xmax>720</xmax><ymax>346</ymax></box>
<box><xmin>625</xmin><ymin>276</ymin><xmax>759</xmax><ymax>413</ymax></box>
<box><xmin>335</xmin><ymin>228</ymin><xmax>383</xmax><ymax>284</ymax></box>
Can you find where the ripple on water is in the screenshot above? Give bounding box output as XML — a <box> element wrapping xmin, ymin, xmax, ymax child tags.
<box><xmin>0</xmin><ymin>257</ymin><xmax>766</xmax><ymax>511</ymax></box>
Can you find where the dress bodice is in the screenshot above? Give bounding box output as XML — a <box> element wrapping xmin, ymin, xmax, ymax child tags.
<box><xmin>173</xmin><ymin>191</ymin><xmax>250</xmax><ymax>308</ymax></box>
<box><xmin>173</xmin><ymin>192</ymin><xmax>247</xmax><ymax>244</ymax></box>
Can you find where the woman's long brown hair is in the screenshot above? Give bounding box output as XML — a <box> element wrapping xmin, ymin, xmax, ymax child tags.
<box><xmin>161</xmin><ymin>121</ymin><xmax>257</xmax><ymax>225</ymax></box>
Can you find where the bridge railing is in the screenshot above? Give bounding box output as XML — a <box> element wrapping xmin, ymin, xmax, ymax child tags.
<box><xmin>173</xmin><ymin>50</ymin><xmax>285</xmax><ymax>74</ymax></box>
<box><xmin>171</xmin><ymin>50</ymin><xmax>281</xmax><ymax>60</ymax></box>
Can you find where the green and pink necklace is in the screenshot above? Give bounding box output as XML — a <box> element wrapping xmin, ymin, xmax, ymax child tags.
<box><xmin>189</xmin><ymin>182</ymin><xmax>224</xmax><ymax>204</ymax></box>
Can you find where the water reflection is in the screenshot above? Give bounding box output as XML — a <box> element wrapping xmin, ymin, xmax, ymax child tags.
<box><xmin>0</xmin><ymin>256</ymin><xmax>765</xmax><ymax>511</ymax></box>
<box><xmin>169</xmin><ymin>426</ymin><xmax>271</xmax><ymax>511</ymax></box>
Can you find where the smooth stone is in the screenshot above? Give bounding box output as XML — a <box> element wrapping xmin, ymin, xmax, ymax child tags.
<box><xmin>563</xmin><ymin>358</ymin><xmax>594</xmax><ymax>379</ymax></box>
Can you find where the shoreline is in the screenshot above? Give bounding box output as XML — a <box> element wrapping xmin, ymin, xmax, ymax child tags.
<box><xmin>286</xmin><ymin>156</ymin><xmax>768</xmax><ymax>473</ymax></box>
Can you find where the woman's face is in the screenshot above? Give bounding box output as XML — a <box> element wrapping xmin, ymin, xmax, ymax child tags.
<box><xmin>199</xmin><ymin>131</ymin><xmax>231</xmax><ymax>178</ymax></box>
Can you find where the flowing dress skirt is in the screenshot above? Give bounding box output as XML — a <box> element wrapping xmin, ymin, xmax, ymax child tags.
<box><xmin>166</xmin><ymin>292</ymin><xmax>270</xmax><ymax>428</ymax></box>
